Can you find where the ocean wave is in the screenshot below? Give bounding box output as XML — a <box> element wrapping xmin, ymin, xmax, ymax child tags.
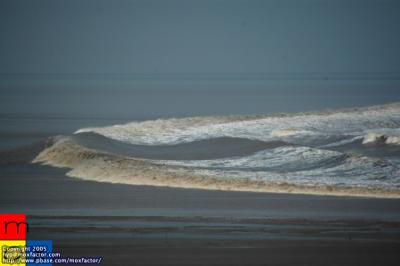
<box><xmin>71</xmin><ymin>132</ymin><xmax>290</xmax><ymax>160</ymax></box>
<box><xmin>75</xmin><ymin>102</ymin><xmax>400</xmax><ymax>146</ymax></box>
<box><xmin>270</xmin><ymin>128</ymin><xmax>315</xmax><ymax>137</ymax></box>
<box><xmin>362</xmin><ymin>129</ymin><xmax>400</xmax><ymax>145</ymax></box>
<box><xmin>319</xmin><ymin>135</ymin><xmax>363</xmax><ymax>148</ymax></box>
<box><xmin>28</xmin><ymin>102</ymin><xmax>400</xmax><ymax>198</ymax></box>
<box><xmin>151</xmin><ymin>146</ymin><xmax>346</xmax><ymax>171</ymax></box>
<box><xmin>31</xmin><ymin>135</ymin><xmax>400</xmax><ymax>198</ymax></box>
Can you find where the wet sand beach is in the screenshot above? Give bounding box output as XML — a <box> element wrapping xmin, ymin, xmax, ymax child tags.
<box><xmin>1</xmin><ymin>163</ymin><xmax>400</xmax><ymax>265</ymax></box>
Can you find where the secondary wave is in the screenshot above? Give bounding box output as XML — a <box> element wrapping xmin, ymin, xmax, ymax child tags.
<box><xmin>75</xmin><ymin>102</ymin><xmax>400</xmax><ymax>146</ymax></box>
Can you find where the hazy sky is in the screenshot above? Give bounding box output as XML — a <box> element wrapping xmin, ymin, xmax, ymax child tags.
<box><xmin>1</xmin><ymin>0</ymin><xmax>400</xmax><ymax>75</ymax></box>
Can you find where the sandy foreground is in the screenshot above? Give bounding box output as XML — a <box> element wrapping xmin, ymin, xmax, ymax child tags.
<box><xmin>1</xmin><ymin>163</ymin><xmax>400</xmax><ymax>265</ymax></box>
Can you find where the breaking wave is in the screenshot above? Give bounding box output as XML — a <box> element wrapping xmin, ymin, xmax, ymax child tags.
<box><xmin>362</xmin><ymin>129</ymin><xmax>400</xmax><ymax>145</ymax></box>
<box><xmin>32</xmin><ymin>102</ymin><xmax>400</xmax><ymax>198</ymax></box>
<box><xmin>75</xmin><ymin>102</ymin><xmax>400</xmax><ymax>146</ymax></box>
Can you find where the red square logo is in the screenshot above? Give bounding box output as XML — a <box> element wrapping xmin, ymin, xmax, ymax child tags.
<box><xmin>0</xmin><ymin>214</ymin><xmax>27</xmax><ymax>240</ymax></box>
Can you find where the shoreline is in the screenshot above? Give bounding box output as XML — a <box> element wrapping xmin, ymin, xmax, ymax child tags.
<box><xmin>64</xmin><ymin>173</ymin><xmax>400</xmax><ymax>199</ymax></box>
<box><xmin>2</xmin><ymin>163</ymin><xmax>400</xmax><ymax>220</ymax></box>
<box><xmin>3</xmin><ymin>162</ymin><xmax>400</xmax><ymax>265</ymax></box>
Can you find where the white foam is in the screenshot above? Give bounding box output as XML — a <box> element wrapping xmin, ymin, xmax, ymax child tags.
<box><xmin>387</xmin><ymin>136</ymin><xmax>400</xmax><ymax>145</ymax></box>
<box><xmin>362</xmin><ymin>129</ymin><xmax>400</xmax><ymax>145</ymax></box>
<box><xmin>75</xmin><ymin>103</ymin><xmax>400</xmax><ymax>146</ymax></box>
<box><xmin>151</xmin><ymin>146</ymin><xmax>341</xmax><ymax>169</ymax></box>
<box><xmin>320</xmin><ymin>135</ymin><xmax>363</xmax><ymax>148</ymax></box>
<box><xmin>151</xmin><ymin>145</ymin><xmax>400</xmax><ymax>189</ymax></box>
<box><xmin>270</xmin><ymin>128</ymin><xmax>315</xmax><ymax>137</ymax></box>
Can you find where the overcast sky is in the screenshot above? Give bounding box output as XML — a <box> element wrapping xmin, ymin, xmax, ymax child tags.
<box><xmin>0</xmin><ymin>0</ymin><xmax>399</xmax><ymax>75</ymax></box>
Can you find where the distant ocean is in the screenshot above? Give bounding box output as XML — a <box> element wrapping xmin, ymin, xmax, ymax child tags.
<box><xmin>1</xmin><ymin>74</ymin><xmax>400</xmax><ymax>197</ymax></box>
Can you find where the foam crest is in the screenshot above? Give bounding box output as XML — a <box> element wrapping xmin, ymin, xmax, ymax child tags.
<box><xmin>362</xmin><ymin>129</ymin><xmax>400</xmax><ymax>145</ymax></box>
<box><xmin>75</xmin><ymin>103</ymin><xmax>400</xmax><ymax>146</ymax></box>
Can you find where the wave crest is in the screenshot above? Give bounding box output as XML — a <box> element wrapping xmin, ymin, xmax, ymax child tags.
<box><xmin>362</xmin><ymin>129</ymin><xmax>400</xmax><ymax>146</ymax></box>
<box><xmin>75</xmin><ymin>103</ymin><xmax>400</xmax><ymax>146</ymax></box>
<box><xmin>32</xmin><ymin>135</ymin><xmax>400</xmax><ymax>198</ymax></box>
